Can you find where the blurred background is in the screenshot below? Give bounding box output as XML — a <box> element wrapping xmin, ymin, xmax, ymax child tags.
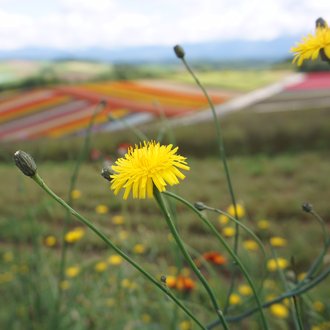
<box><xmin>1</xmin><ymin>1</ymin><xmax>330</xmax><ymax>329</ymax></box>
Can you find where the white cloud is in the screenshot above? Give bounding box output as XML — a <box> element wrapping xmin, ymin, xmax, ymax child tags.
<box><xmin>0</xmin><ymin>0</ymin><xmax>329</xmax><ymax>50</ymax></box>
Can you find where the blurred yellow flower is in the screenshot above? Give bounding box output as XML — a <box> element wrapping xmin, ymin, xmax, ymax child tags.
<box><xmin>44</xmin><ymin>235</ymin><xmax>57</xmax><ymax>247</ymax></box>
<box><xmin>141</xmin><ymin>314</ymin><xmax>151</xmax><ymax>324</ymax></box>
<box><xmin>95</xmin><ymin>261</ymin><xmax>108</xmax><ymax>272</ymax></box>
<box><xmin>313</xmin><ymin>301</ymin><xmax>325</xmax><ymax>313</ymax></box>
<box><xmin>238</xmin><ymin>284</ymin><xmax>252</xmax><ymax>296</ymax></box>
<box><xmin>133</xmin><ymin>244</ymin><xmax>146</xmax><ymax>254</ymax></box>
<box><xmin>106</xmin><ymin>298</ymin><xmax>115</xmax><ymax>307</ymax></box>
<box><xmin>222</xmin><ymin>226</ymin><xmax>236</xmax><ymax>237</ymax></box>
<box><xmin>267</xmin><ymin>258</ymin><xmax>289</xmax><ymax>272</ymax></box>
<box><xmin>108</xmin><ymin>255</ymin><xmax>123</xmax><ymax>265</ymax></box>
<box><xmin>71</xmin><ymin>189</ymin><xmax>81</xmax><ymax>200</ymax></box>
<box><xmin>121</xmin><ymin>278</ymin><xmax>137</xmax><ymax>290</ymax></box>
<box><xmin>270</xmin><ymin>303</ymin><xmax>289</xmax><ymax>319</ymax></box>
<box><xmin>66</xmin><ymin>266</ymin><xmax>80</xmax><ymax>278</ymax></box>
<box><xmin>110</xmin><ymin>141</ymin><xmax>190</xmax><ymax>199</ymax></box>
<box><xmin>297</xmin><ymin>272</ymin><xmax>307</xmax><ymax>281</ymax></box>
<box><xmin>243</xmin><ymin>240</ymin><xmax>259</xmax><ymax>251</ymax></box>
<box><xmin>257</xmin><ymin>219</ymin><xmax>270</xmax><ymax>230</ymax></box>
<box><xmin>65</xmin><ymin>227</ymin><xmax>85</xmax><ymax>243</ymax></box>
<box><xmin>3</xmin><ymin>251</ymin><xmax>14</xmax><ymax>262</ymax></box>
<box><xmin>179</xmin><ymin>321</ymin><xmax>191</xmax><ymax>330</ymax></box>
<box><xmin>165</xmin><ymin>275</ymin><xmax>177</xmax><ymax>287</ymax></box>
<box><xmin>270</xmin><ymin>236</ymin><xmax>287</xmax><ymax>247</ymax></box>
<box><xmin>227</xmin><ymin>203</ymin><xmax>245</xmax><ymax>219</ymax></box>
<box><xmin>0</xmin><ymin>272</ymin><xmax>14</xmax><ymax>283</ymax></box>
<box><xmin>218</xmin><ymin>214</ymin><xmax>229</xmax><ymax>225</ymax></box>
<box><xmin>229</xmin><ymin>293</ymin><xmax>241</xmax><ymax>305</ymax></box>
<box><xmin>119</xmin><ymin>230</ymin><xmax>129</xmax><ymax>240</ymax></box>
<box><xmin>60</xmin><ymin>280</ymin><xmax>70</xmax><ymax>290</ymax></box>
<box><xmin>95</xmin><ymin>204</ymin><xmax>109</xmax><ymax>214</ymax></box>
<box><xmin>112</xmin><ymin>215</ymin><xmax>124</xmax><ymax>225</ymax></box>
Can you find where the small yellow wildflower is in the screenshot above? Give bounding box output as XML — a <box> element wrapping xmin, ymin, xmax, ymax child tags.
<box><xmin>257</xmin><ymin>219</ymin><xmax>270</xmax><ymax>230</ymax></box>
<box><xmin>222</xmin><ymin>226</ymin><xmax>236</xmax><ymax>237</ymax></box>
<box><xmin>44</xmin><ymin>235</ymin><xmax>57</xmax><ymax>247</ymax></box>
<box><xmin>270</xmin><ymin>304</ymin><xmax>289</xmax><ymax>319</ymax></box>
<box><xmin>95</xmin><ymin>261</ymin><xmax>108</xmax><ymax>272</ymax></box>
<box><xmin>227</xmin><ymin>203</ymin><xmax>245</xmax><ymax>219</ymax></box>
<box><xmin>229</xmin><ymin>293</ymin><xmax>241</xmax><ymax>305</ymax></box>
<box><xmin>65</xmin><ymin>266</ymin><xmax>80</xmax><ymax>278</ymax></box>
<box><xmin>218</xmin><ymin>214</ymin><xmax>229</xmax><ymax>225</ymax></box>
<box><xmin>270</xmin><ymin>236</ymin><xmax>287</xmax><ymax>248</ymax></box>
<box><xmin>133</xmin><ymin>244</ymin><xmax>146</xmax><ymax>254</ymax></box>
<box><xmin>238</xmin><ymin>284</ymin><xmax>252</xmax><ymax>296</ymax></box>
<box><xmin>70</xmin><ymin>189</ymin><xmax>81</xmax><ymax>200</ymax></box>
<box><xmin>121</xmin><ymin>278</ymin><xmax>137</xmax><ymax>290</ymax></box>
<box><xmin>165</xmin><ymin>275</ymin><xmax>177</xmax><ymax>287</ymax></box>
<box><xmin>95</xmin><ymin>204</ymin><xmax>109</xmax><ymax>214</ymax></box>
<box><xmin>179</xmin><ymin>321</ymin><xmax>191</xmax><ymax>330</ymax></box>
<box><xmin>119</xmin><ymin>230</ymin><xmax>129</xmax><ymax>240</ymax></box>
<box><xmin>65</xmin><ymin>227</ymin><xmax>85</xmax><ymax>243</ymax></box>
<box><xmin>141</xmin><ymin>314</ymin><xmax>151</xmax><ymax>324</ymax></box>
<box><xmin>243</xmin><ymin>240</ymin><xmax>259</xmax><ymax>251</ymax></box>
<box><xmin>112</xmin><ymin>215</ymin><xmax>124</xmax><ymax>225</ymax></box>
<box><xmin>313</xmin><ymin>301</ymin><xmax>325</xmax><ymax>313</ymax></box>
<box><xmin>267</xmin><ymin>258</ymin><xmax>289</xmax><ymax>272</ymax></box>
<box><xmin>3</xmin><ymin>251</ymin><xmax>14</xmax><ymax>262</ymax></box>
<box><xmin>291</xmin><ymin>19</ymin><xmax>330</xmax><ymax>66</ymax></box>
<box><xmin>0</xmin><ymin>272</ymin><xmax>14</xmax><ymax>284</ymax></box>
<box><xmin>60</xmin><ymin>280</ymin><xmax>70</xmax><ymax>290</ymax></box>
<box><xmin>110</xmin><ymin>141</ymin><xmax>190</xmax><ymax>199</ymax></box>
<box><xmin>108</xmin><ymin>254</ymin><xmax>123</xmax><ymax>265</ymax></box>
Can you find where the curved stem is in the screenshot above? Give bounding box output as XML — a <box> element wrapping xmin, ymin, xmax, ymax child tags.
<box><xmin>154</xmin><ymin>190</ymin><xmax>229</xmax><ymax>330</ymax></box>
<box><xmin>31</xmin><ymin>173</ymin><xmax>206</xmax><ymax>330</ymax></box>
<box><xmin>164</xmin><ymin>191</ymin><xmax>269</xmax><ymax>330</ymax></box>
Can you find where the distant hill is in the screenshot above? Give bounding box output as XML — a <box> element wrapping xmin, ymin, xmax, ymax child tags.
<box><xmin>0</xmin><ymin>36</ymin><xmax>297</xmax><ymax>63</ymax></box>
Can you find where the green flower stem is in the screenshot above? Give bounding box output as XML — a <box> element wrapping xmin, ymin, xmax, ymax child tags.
<box><xmin>53</xmin><ymin>101</ymin><xmax>105</xmax><ymax>329</ymax></box>
<box><xmin>154</xmin><ymin>190</ymin><xmax>229</xmax><ymax>330</ymax></box>
<box><xmin>206</xmin><ymin>266</ymin><xmax>330</xmax><ymax>328</ymax></box>
<box><xmin>31</xmin><ymin>173</ymin><xmax>206</xmax><ymax>330</ymax></box>
<box><xmin>179</xmin><ymin>57</ymin><xmax>240</xmax><ymax>311</ymax></box>
<box><xmin>164</xmin><ymin>191</ymin><xmax>269</xmax><ymax>330</ymax></box>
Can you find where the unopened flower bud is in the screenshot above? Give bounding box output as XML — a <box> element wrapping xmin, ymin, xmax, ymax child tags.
<box><xmin>194</xmin><ymin>201</ymin><xmax>206</xmax><ymax>211</ymax></box>
<box><xmin>173</xmin><ymin>45</ymin><xmax>185</xmax><ymax>59</ymax></box>
<box><xmin>160</xmin><ymin>275</ymin><xmax>167</xmax><ymax>284</ymax></box>
<box><xmin>101</xmin><ymin>167</ymin><xmax>114</xmax><ymax>181</ymax></box>
<box><xmin>302</xmin><ymin>202</ymin><xmax>313</xmax><ymax>213</ymax></box>
<box><xmin>14</xmin><ymin>150</ymin><xmax>37</xmax><ymax>177</ymax></box>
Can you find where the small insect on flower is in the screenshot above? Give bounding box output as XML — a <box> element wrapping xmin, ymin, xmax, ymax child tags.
<box><xmin>110</xmin><ymin>141</ymin><xmax>190</xmax><ymax>199</ymax></box>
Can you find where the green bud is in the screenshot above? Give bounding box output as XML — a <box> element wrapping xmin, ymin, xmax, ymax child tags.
<box><xmin>302</xmin><ymin>202</ymin><xmax>313</xmax><ymax>213</ymax></box>
<box><xmin>173</xmin><ymin>45</ymin><xmax>185</xmax><ymax>59</ymax></box>
<box><xmin>194</xmin><ymin>201</ymin><xmax>206</xmax><ymax>211</ymax></box>
<box><xmin>14</xmin><ymin>150</ymin><xmax>37</xmax><ymax>177</ymax></box>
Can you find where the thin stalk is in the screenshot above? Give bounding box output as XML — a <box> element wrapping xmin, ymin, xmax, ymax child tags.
<box><xmin>292</xmin><ymin>295</ymin><xmax>304</xmax><ymax>330</ymax></box>
<box><xmin>179</xmin><ymin>56</ymin><xmax>240</xmax><ymax>310</ymax></box>
<box><xmin>164</xmin><ymin>191</ymin><xmax>269</xmax><ymax>330</ymax></box>
<box><xmin>154</xmin><ymin>190</ymin><xmax>229</xmax><ymax>330</ymax></box>
<box><xmin>31</xmin><ymin>173</ymin><xmax>206</xmax><ymax>330</ymax></box>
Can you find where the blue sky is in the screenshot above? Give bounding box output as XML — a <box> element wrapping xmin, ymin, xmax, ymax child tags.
<box><xmin>0</xmin><ymin>0</ymin><xmax>329</xmax><ymax>50</ymax></box>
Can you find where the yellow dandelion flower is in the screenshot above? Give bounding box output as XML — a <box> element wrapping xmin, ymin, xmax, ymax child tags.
<box><xmin>133</xmin><ymin>244</ymin><xmax>146</xmax><ymax>254</ymax></box>
<box><xmin>118</xmin><ymin>230</ymin><xmax>129</xmax><ymax>240</ymax></box>
<box><xmin>291</xmin><ymin>22</ymin><xmax>330</xmax><ymax>66</ymax></box>
<box><xmin>3</xmin><ymin>251</ymin><xmax>14</xmax><ymax>262</ymax></box>
<box><xmin>222</xmin><ymin>226</ymin><xmax>236</xmax><ymax>237</ymax></box>
<box><xmin>110</xmin><ymin>141</ymin><xmax>190</xmax><ymax>199</ymax></box>
<box><xmin>71</xmin><ymin>189</ymin><xmax>81</xmax><ymax>200</ymax></box>
<box><xmin>243</xmin><ymin>239</ymin><xmax>259</xmax><ymax>251</ymax></box>
<box><xmin>218</xmin><ymin>214</ymin><xmax>229</xmax><ymax>225</ymax></box>
<box><xmin>313</xmin><ymin>301</ymin><xmax>325</xmax><ymax>313</ymax></box>
<box><xmin>238</xmin><ymin>284</ymin><xmax>252</xmax><ymax>296</ymax></box>
<box><xmin>65</xmin><ymin>227</ymin><xmax>85</xmax><ymax>243</ymax></box>
<box><xmin>257</xmin><ymin>219</ymin><xmax>270</xmax><ymax>230</ymax></box>
<box><xmin>165</xmin><ymin>275</ymin><xmax>177</xmax><ymax>287</ymax></box>
<box><xmin>95</xmin><ymin>204</ymin><xmax>109</xmax><ymax>214</ymax></box>
<box><xmin>227</xmin><ymin>203</ymin><xmax>245</xmax><ymax>219</ymax></box>
<box><xmin>179</xmin><ymin>321</ymin><xmax>192</xmax><ymax>330</ymax></box>
<box><xmin>229</xmin><ymin>293</ymin><xmax>241</xmax><ymax>305</ymax></box>
<box><xmin>108</xmin><ymin>254</ymin><xmax>123</xmax><ymax>265</ymax></box>
<box><xmin>65</xmin><ymin>266</ymin><xmax>80</xmax><ymax>278</ymax></box>
<box><xmin>270</xmin><ymin>236</ymin><xmax>287</xmax><ymax>248</ymax></box>
<box><xmin>112</xmin><ymin>215</ymin><xmax>124</xmax><ymax>225</ymax></box>
<box><xmin>44</xmin><ymin>235</ymin><xmax>57</xmax><ymax>247</ymax></box>
<box><xmin>60</xmin><ymin>280</ymin><xmax>70</xmax><ymax>290</ymax></box>
<box><xmin>141</xmin><ymin>314</ymin><xmax>151</xmax><ymax>324</ymax></box>
<box><xmin>95</xmin><ymin>261</ymin><xmax>108</xmax><ymax>272</ymax></box>
<box><xmin>270</xmin><ymin>303</ymin><xmax>289</xmax><ymax>319</ymax></box>
<box><xmin>267</xmin><ymin>258</ymin><xmax>289</xmax><ymax>272</ymax></box>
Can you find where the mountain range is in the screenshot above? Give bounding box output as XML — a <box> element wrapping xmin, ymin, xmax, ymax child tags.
<box><xmin>0</xmin><ymin>36</ymin><xmax>297</xmax><ymax>63</ymax></box>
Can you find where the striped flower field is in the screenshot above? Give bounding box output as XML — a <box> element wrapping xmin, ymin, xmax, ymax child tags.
<box><xmin>0</xmin><ymin>80</ymin><xmax>227</xmax><ymax>141</ymax></box>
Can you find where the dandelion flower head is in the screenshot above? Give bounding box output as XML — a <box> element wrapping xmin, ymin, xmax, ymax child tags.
<box><xmin>291</xmin><ymin>19</ymin><xmax>330</xmax><ymax>66</ymax></box>
<box><xmin>110</xmin><ymin>141</ymin><xmax>190</xmax><ymax>199</ymax></box>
